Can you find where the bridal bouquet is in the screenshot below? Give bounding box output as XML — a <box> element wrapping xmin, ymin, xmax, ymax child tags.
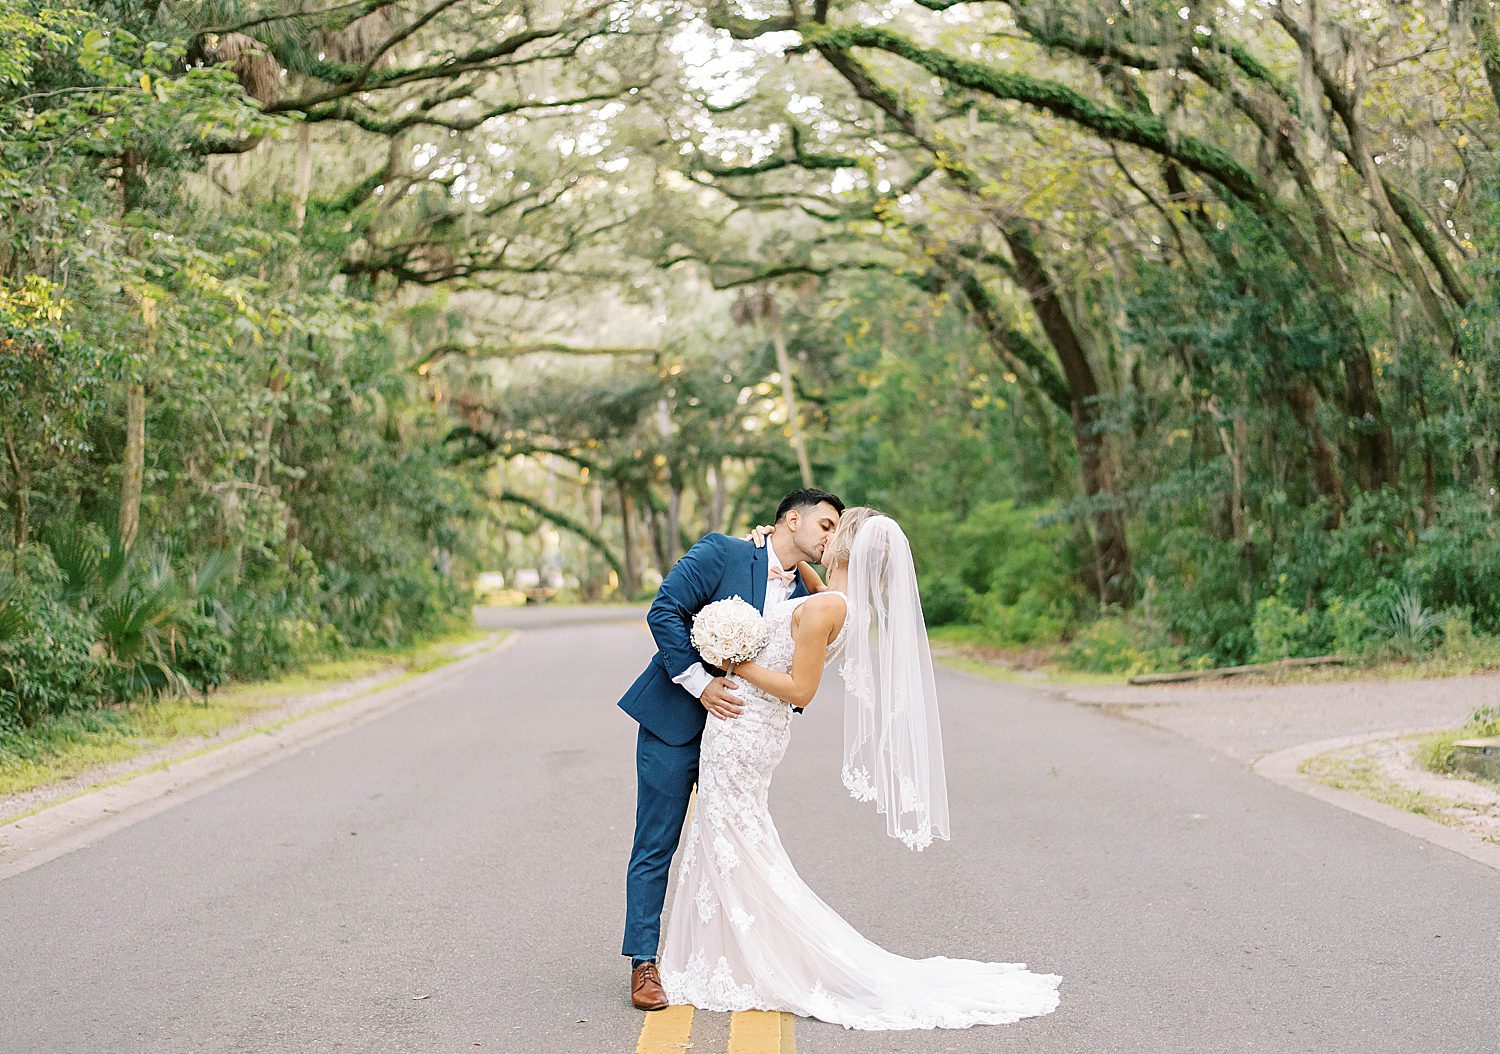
<box><xmin>691</xmin><ymin>598</ymin><xmax>769</xmax><ymax>671</ymax></box>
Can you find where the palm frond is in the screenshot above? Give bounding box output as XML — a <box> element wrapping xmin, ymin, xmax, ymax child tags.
<box><xmin>191</xmin><ymin>549</ymin><xmax>238</xmax><ymax>597</ymax></box>
<box><xmin>43</xmin><ymin>524</ymin><xmax>104</xmax><ymax>602</ymax></box>
<box><xmin>1384</xmin><ymin>589</ymin><xmax>1441</xmax><ymax>655</ymax></box>
<box><xmin>0</xmin><ymin>589</ymin><xmax>27</xmax><ymax>643</ymax></box>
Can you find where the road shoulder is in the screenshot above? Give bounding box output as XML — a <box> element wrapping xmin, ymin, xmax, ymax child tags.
<box><xmin>0</xmin><ymin>631</ymin><xmax>519</xmax><ymax>882</ymax></box>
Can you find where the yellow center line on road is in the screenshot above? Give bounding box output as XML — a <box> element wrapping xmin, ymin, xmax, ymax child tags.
<box><xmin>635</xmin><ymin>1004</ymin><xmax>694</xmax><ymax>1053</ymax></box>
<box><xmin>728</xmin><ymin>1009</ymin><xmax>797</xmax><ymax>1054</ymax></box>
<box><xmin>634</xmin><ymin>1006</ymin><xmax>797</xmax><ymax>1054</ymax></box>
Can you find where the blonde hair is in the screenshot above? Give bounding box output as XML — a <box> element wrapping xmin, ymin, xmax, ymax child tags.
<box><xmin>825</xmin><ymin>505</ymin><xmax>884</xmax><ymax>569</ymax></box>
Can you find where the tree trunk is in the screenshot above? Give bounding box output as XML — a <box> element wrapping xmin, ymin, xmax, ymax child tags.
<box><xmin>253</xmin><ymin>363</ymin><xmax>285</xmax><ymax>491</ymax></box>
<box><xmin>1003</xmin><ymin>223</ymin><xmax>1133</xmax><ymax>605</ymax></box>
<box><xmin>293</xmin><ymin>122</ymin><xmax>313</xmax><ymax>231</ymax></box>
<box><xmin>3</xmin><ymin>428</ymin><xmax>27</xmax><ymax>573</ymax></box>
<box><xmin>1162</xmin><ymin>161</ymin><xmax>1379</xmax><ymax>500</ymax></box>
<box><xmin>1473</xmin><ymin>4</ymin><xmax>1500</xmax><ymax>113</ymax></box>
<box><xmin>120</xmin><ymin>380</ymin><xmax>145</xmax><ymax>552</ymax></box>
<box><xmin>499</xmin><ymin>490</ymin><xmax>626</xmax><ymax>587</ymax></box>
<box><xmin>725</xmin><ymin>481</ymin><xmax>749</xmax><ymax>539</ymax></box>
<box><xmin>618</xmin><ymin>484</ymin><xmax>638</xmax><ymax>598</ymax></box>
<box><xmin>812</xmin><ymin>48</ymin><xmax>1138</xmax><ymax>599</ymax></box>
<box><xmin>1287</xmin><ymin>382</ymin><xmax>1345</xmax><ymax>526</ymax></box>
<box><xmin>667</xmin><ymin>484</ymin><xmax>683</xmax><ymax>564</ymax></box>
<box><xmin>709</xmin><ymin>460</ymin><xmax>728</xmax><ymax>535</ymax></box>
<box><xmin>766</xmin><ymin>304</ymin><xmax>814</xmax><ymax>487</ymax></box>
<box><xmin>1341</xmin><ymin>113</ymin><xmax>1456</xmax><ymax>346</ymax></box>
<box><xmin>1337</xmin><ymin>348</ymin><xmax>1397</xmax><ymax>491</ymax></box>
<box><xmin>1208</xmin><ymin>398</ymin><xmax>1249</xmax><ymax>546</ymax></box>
<box><xmin>119</xmin><ymin>295</ymin><xmax>155</xmax><ymax>552</ymax></box>
<box><xmin>642</xmin><ymin>493</ymin><xmax>669</xmax><ymax>576</ymax></box>
<box><xmin>284</xmin><ymin>122</ymin><xmax>313</xmax><ymax>288</ymax></box>
<box><xmin>1014</xmin><ymin>376</ymin><xmax>1070</xmax><ymax>503</ymax></box>
<box><xmin>653</xmin><ymin>392</ymin><xmax>684</xmax><ymax>559</ymax></box>
<box><xmin>1268</xmin><ymin>3</ymin><xmax>1456</xmax><ymax>484</ymax></box>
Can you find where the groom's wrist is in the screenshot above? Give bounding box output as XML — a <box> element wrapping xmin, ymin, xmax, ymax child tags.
<box><xmin>671</xmin><ymin>663</ymin><xmax>715</xmax><ymax>699</ymax></box>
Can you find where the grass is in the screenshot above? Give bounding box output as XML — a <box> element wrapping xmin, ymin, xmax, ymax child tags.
<box><xmin>1299</xmin><ymin>747</ymin><xmax>1467</xmax><ymax>821</ymax></box>
<box><xmin>1241</xmin><ymin>646</ymin><xmax>1500</xmax><ymax>687</ymax></box>
<box><xmin>1414</xmin><ymin>706</ymin><xmax>1500</xmax><ymax>778</ymax></box>
<box><xmin>929</xmin><ymin>628</ymin><xmax>1127</xmax><ymax>687</ymax></box>
<box><xmin>930</xmin><ymin>619</ymin><xmax>1500</xmax><ymax>689</ymax></box>
<box><xmin>0</xmin><ymin>626</ymin><xmax>496</xmax><ymax>801</ymax></box>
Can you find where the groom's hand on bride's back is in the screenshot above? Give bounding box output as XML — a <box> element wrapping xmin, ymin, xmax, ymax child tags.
<box><xmin>701</xmin><ymin>676</ymin><xmax>745</xmax><ymax>720</ymax></box>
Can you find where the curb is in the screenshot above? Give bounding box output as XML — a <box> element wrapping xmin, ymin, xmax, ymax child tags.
<box><xmin>0</xmin><ymin>631</ymin><xmax>523</xmax><ymax>882</ymax></box>
<box><xmin>1252</xmin><ymin>728</ymin><xmax>1500</xmax><ymax>874</ymax></box>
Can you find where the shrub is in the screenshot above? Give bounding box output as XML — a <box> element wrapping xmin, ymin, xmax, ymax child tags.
<box><xmin>1134</xmin><ymin>526</ymin><xmax>1255</xmax><ymax>664</ymax></box>
<box><xmin>918</xmin><ymin>574</ymin><xmax>968</xmax><ymax>627</ymax></box>
<box><xmin>1406</xmin><ymin>494</ymin><xmax>1500</xmax><ymax>632</ymax></box>
<box><xmin>169</xmin><ymin>604</ymin><xmax>233</xmax><ymax>693</ymax></box>
<box><xmin>975</xmin><ymin>586</ymin><xmax>1072</xmax><ymax>646</ymax></box>
<box><xmin>1250</xmin><ymin>591</ymin><xmax>1316</xmax><ymax>663</ymax></box>
<box><xmin>947</xmin><ymin>502</ymin><xmax>1088</xmax><ymax>646</ymax></box>
<box><xmin>1059</xmin><ymin>615</ymin><xmax>1198</xmax><ymax>675</ymax></box>
<box><xmin>958</xmin><ymin>503</ymin><xmax>1084</xmax><ymax>601</ymax></box>
<box><xmin>1428</xmin><ymin>608</ymin><xmax>1500</xmax><ymax>667</ymax></box>
<box><xmin>1321</xmin><ymin>593</ymin><xmax>1381</xmax><ymax>657</ymax></box>
<box><xmin>228</xmin><ymin>585</ymin><xmax>335</xmax><ymax>680</ymax></box>
<box><xmin>1269</xmin><ymin>491</ymin><xmax>1413</xmax><ymax>605</ymax></box>
<box><xmin>40</xmin><ymin>528</ymin><xmax>242</xmax><ymax>699</ymax></box>
<box><xmin>0</xmin><ymin>585</ymin><xmax>108</xmax><ymax>733</ymax></box>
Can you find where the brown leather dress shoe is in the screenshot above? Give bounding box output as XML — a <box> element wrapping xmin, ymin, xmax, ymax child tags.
<box><xmin>631</xmin><ymin>961</ymin><xmax>669</xmax><ymax>1011</ymax></box>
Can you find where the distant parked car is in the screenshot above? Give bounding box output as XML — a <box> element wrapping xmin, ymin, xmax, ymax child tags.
<box><xmin>511</xmin><ymin>567</ymin><xmax>557</xmax><ymax>604</ymax></box>
<box><xmin>473</xmin><ymin>571</ymin><xmax>526</xmax><ymax>607</ymax></box>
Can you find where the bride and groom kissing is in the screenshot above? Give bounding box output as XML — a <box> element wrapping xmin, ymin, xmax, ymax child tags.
<box><xmin>615</xmin><ymin>488</ymin><xmax>1062</xmax><ymax>1031</ymax></box>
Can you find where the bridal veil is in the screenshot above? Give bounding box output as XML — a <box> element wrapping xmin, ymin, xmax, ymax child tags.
<box><xmin>838</xmin><ymin>515</ymin><xmax>951</xmax><ymax>850</ymax></box>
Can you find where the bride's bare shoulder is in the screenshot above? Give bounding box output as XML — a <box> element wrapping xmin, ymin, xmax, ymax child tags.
<box><xmin>795</xmin><ymin>592</ymin><xmax>847</xmax><ymax>636</ymax></box>
<box><xmin>809</xmin><ymin>591</ymin><xmax>846</xmax><ymax>613</ymax></box>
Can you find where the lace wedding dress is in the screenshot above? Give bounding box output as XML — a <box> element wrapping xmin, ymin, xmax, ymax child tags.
<box><xmin>659</xmin><ymin>593</ymin><xmax>1062</xmax><ymax>1030</ymax></box>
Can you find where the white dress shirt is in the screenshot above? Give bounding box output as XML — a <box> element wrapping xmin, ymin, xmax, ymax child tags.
<box><xmin>672</xmin><ymin>539</ymin><xmax>795</xmax><ymax>699</ymax></box>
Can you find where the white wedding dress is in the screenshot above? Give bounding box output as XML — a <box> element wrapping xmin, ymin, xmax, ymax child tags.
<box><xmin>659</xmin><ymin>592</ymin><xmax>1062</xmax><ymax>1030</ymax></box>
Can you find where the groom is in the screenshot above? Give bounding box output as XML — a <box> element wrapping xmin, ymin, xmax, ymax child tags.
<box><xmin>617</xmin><ymin>487</ymin><xmax>844</xmax><ymax>1010</ymax></box>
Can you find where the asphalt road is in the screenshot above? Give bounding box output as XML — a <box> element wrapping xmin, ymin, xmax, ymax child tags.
<box><xmin>3</xmin><ymin>609</ymin><xmax>1497</xmax><ymax>1053</ymax></box>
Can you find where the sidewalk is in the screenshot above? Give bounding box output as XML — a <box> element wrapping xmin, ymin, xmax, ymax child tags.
<box><xmin>1057</xmin><ymin>670</ymin><xmax>1500</xmax><ymax>868</ymax></box>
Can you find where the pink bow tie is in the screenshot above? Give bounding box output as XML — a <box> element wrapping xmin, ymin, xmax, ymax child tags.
<box><xmin>768</xmin><ymin>565</ymin><xmax>796</xmax><ymax>586</ymax></box>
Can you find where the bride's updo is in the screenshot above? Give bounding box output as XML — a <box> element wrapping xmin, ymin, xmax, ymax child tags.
<box><xmin>824</xmin><ymin>505</ymin><xmax>884</xmax><ymax>570</ymax></box>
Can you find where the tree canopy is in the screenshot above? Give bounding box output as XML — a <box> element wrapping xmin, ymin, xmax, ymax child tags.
<box><xmin>3</xmin><ymin>0</ymin><xmax>1500</xmax><ymax>727</ymax></box>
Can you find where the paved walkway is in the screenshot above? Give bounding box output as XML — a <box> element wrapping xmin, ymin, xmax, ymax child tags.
<box><xmin>1063</xmin><ymin>671</ymin><xmax>1499</xmax><ymax>763</ymax></box>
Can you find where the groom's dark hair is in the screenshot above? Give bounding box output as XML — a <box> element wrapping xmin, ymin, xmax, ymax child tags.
<box><xmin>776</xmin><ymin>487</ymin><xmax>845</xmax><ymax>522</ymax></box>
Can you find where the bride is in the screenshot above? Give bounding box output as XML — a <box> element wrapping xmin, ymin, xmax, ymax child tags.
<box><xmin>658</xmin><ymin>507</ymin><xmax>1062</xmax><ymax>1030</ymax></box>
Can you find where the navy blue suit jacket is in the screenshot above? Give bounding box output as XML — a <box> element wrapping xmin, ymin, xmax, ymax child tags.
<box><xmin>617</xmin><ymin>533</ymin><xmax>810</xmax><ymax>746</ymax></box>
